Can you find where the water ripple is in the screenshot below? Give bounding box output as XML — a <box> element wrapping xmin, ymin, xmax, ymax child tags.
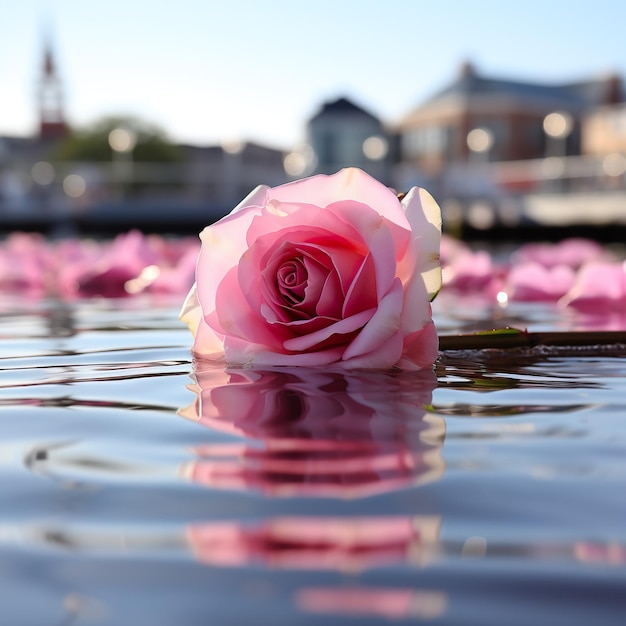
<box><xmin>1</xmin><ymin>298</ymin><xmax>626</xmax><ymax>625</ymax></box>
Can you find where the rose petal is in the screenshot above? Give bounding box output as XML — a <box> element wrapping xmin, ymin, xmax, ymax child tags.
<box><xmin>398</xmin><ymin>320</ymin><xmax>440</xmax><ymax>370</ymax></box>
<box><xmin>195</xmin><ymin>208</ymin><xmax>264</xmax><ymax>331</ymax></box>
<box><xmin>506</xmin><ymin>262</ymin><xmax>575</xmax><ymax>301</ymax></box>
<box><xmin>213</xmin><ymin>266</ymin><xmax>291</xmax><ymax>347</ymax></box>
<box><xmin>400</xmin><ymin>263</ymin><xmax>432</xmax><ymax>336</ymax></box>
<box><xmin>559</xmin><ymin>261</ymin><xmax>626</xmax><ymax>312</ymax></box>
<box><xmin>342</xmin><ymin>278</ymin><xmax>403</xmax><ymax>361</ymax></box>
<box><xmin>180</xmin><ymin>282</ymin><xmax>201</xmax><ymax>336</ymax></box>
<box><xmin>267</xmin><ymin>168</ymin><xmax>410</xmax><ymax>231</ymax></box>
<box><xmin>401</xmin><ymin>187</ymin><xmax>442</xmax><ymax>301</ymax></box>
<box><xmin>282</xmin><ymin>308</ymin><xmax>376</xmax><ymax>352</ymax></box>
<box><xmin>246</xmin><ymin>203</ymin><xmax>366</xmax><ymax>253</ymax></box>
<box><xmin>343</xmin><ymin>253</ymin><xmax>378</xmax><ymax>318</ymax></box>
<box><xmin>223</xmin><ymin>338</ymin><xmax>347</xmax><ymax>368</ymax></box>
<box><xmin>231</xmin><ymin>184</ymin><xmax>271</xmax><ymax>214</ymax></box>
<box><xmin>191</xmin><ymin>316</ymin><xmax>227</xmax><ymax>359</ymax></box>
<box><xmin>321</xmin><ymin>202</ymin><xmax>406</xmax><ymax>303</ymax></box>
<box><xmin>314</xmin><ymin>268</ymin><xmax>344</xmax><ymax>318</ymax></box>
<box><xmin>341</xmin><ymin>330</ymin><xmax>404</xmax><ymax>369</ymax></box>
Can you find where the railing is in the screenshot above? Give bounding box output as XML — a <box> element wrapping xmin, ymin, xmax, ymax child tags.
<box><xmin>1</xmin><ymin>154</ymin><xmax>625</xmax><ymax>233</ymax></box>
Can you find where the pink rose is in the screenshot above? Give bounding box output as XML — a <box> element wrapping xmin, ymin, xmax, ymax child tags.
<box><xmin>180</xmin><ymin>168</ymin><xmax>442</xmax><ymax>369</ymax></box>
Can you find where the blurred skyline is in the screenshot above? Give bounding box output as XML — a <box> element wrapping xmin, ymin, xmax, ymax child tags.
<box><xmin>3</xmin><ymin>0</ymin><xmax>626</xmax><ymax>149</ymax></box>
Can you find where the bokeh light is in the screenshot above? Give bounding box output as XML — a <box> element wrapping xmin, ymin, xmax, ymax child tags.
<box><xmin>63</xmin><ymin>174</ymin><xmax>87</xmax><ymax>198</ymax></box>
<box><xmin>466</xmin><ymin>128</ymin><xmax>494</xmax><ymax>153</ymax></box>
<box><xmin>602</xmin><ymin>152</ymin><xmax>626</xmax><ymax>177</ymax></box>
<box><xmin>108</xmin><ymin>128</ymin><xmax>137</xmax><ymax>153</ymax></box>
<box><xmin>543</xmin><ymin>112</ymin><xmax>573</xmax><ymax>138</ymax></box>
<box><xmin>31</xmin><ymin>161</ymin><xmax>56</xmax><ymax>185</ymax></box>
<box><xmin>362</xmin><ymin>136</ymin><xmax>389</xmax><ymax>160</ymax></box>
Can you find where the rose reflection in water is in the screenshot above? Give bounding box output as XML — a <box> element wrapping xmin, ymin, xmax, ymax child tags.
<box><xmin>178</xmin><ymin>365</ymin><xmax>444</xmax><ymax>498</ymax></box>
<box><xmin>179</xmin><ymin>366</ymin><xmax>447</xmax><ymax>619</ymax></box>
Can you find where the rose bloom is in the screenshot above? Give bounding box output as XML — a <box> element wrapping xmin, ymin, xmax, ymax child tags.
<box><xmin>180</xmin><ymin>168</ymin><xmax>442</xmax><ymax>369</ymax></box>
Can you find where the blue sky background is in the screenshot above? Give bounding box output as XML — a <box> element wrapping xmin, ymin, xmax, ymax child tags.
<box><xmin>2</xmin><ymin>0</ymin><xmax>624</xmax><ymax>148</ymax></box>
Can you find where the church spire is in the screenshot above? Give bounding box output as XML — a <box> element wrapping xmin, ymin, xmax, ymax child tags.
<box><xmin>38</xmin><ymin>33</ymin><xmax>67</xmax><ymax>140</ymax></box>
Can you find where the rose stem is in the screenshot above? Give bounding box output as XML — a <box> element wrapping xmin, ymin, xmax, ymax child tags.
<box><xmin>438</xmin><ymin>330</ymin><xmax>626</xmax><ymax>351</ymax></box>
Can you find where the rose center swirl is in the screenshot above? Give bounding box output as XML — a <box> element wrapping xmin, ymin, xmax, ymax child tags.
<box><xmin>277</xmin><ymin>258</ymin><xmax>307</xmax><ymax>305</ymax></box>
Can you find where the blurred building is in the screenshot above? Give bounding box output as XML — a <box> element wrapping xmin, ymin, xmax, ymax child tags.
<box><xmin>306</xmin><ymin>97</ymin><xmax>391</xmax><ymax>184</ymax></box>
<box><xmin>38</xmin><ymin>38</ymin><xmax>69</xmax><ymax>142</ymax></box>
<box><xmin>395</xmin><ymin>61</ymin><xmax>623</xmax><ymax>178</ymax></box>
<box><xmin>3</xmin><ymin>27</ymin><xmax>626</xmax><ymax>235</ymax></box>
<box><xmin>582</xmin><ymin>103</ymin><xmax>626</xmax><ymax>154</ymax></box>
<box><xmin>0</xmin><ymin>32</ymin><xmax>289</xmax><ymax>233</ymax></box>
<box><xmin>178</xmin><ymin>141</ymin><xmax>287</xmax><ymax>208</ymax></box>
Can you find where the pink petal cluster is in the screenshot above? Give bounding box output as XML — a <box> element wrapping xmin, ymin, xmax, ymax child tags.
<box><xmin>559</xmin><ymin>261</ymin><xmax>626</xmax><ymax>313</ymax></box>
<box><xmin>440</xmin><ymin>234</ymin><xmax>623</xmax><ymax>312</ymax></box>
<box><xmin>0</xmin><ymin>230</ymin><xmax>200</xmax><ymax>300</ymax></box>
<box><xmin>1</xmin><ymin>209</ymin><xmax>623</xmax><ymax>332</ymax></box>
<box><xmin>180</xmin><ymin>168</ymin><xmax>442</xmax><ymax>370</ymax></box>
<box><xmin>510</xmin><ymin>238</ymin><xmax>609</xmax><ymax>269</ymax></box>
<box><xmin>505</xmin><ymin>262</ymin><xmax>576</xmax><ymax>302</ymax></box>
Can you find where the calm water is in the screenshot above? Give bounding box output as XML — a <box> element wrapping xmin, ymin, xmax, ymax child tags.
<box><xmin>1</xmin><ymin>295</ymin><xmax>625</xmax><ymax>625</ymax></box>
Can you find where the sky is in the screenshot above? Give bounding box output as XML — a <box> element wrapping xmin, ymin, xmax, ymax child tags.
<box><xmin>2</xmin><ymin>0</ymin><xmax>626</xmax><ymax>150</ymax></box>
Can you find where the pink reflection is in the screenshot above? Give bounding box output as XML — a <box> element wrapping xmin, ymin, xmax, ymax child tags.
<box><xmin>575</xmin><ymin>541</ymin><xmax>626</xmax><ymax>566</ymax></box>
<box><xmin>187</xmin><ymin>515</ymin><xmax>441</xmax><ymax>570</ymax></box>
<box><xmin>178</xmin><ymin>367</ymin><xmax>444</xmax><ymax>498</ymax></box>
<box><xmin>295</xmin><ymin>586</ymin><xmax>447</xmax><ymax>620</ymax></box>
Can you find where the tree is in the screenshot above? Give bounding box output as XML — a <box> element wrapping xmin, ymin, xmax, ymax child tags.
<box><xmin>51</xmin><ymin>115</ymin><xmax>182</xmax><ymax>163</ymax></box>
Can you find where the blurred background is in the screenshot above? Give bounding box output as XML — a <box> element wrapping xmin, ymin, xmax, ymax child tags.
<box><xmin>2</xmin><ymin>0</ymin><xmax>626</xmax><ymax>239</ymax></box>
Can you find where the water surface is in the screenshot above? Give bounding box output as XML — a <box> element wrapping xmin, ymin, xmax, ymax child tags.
<box><xmin>1</xmin><ymin>296</ymin><xmax>625</xmax><ymax>625</ymax></box>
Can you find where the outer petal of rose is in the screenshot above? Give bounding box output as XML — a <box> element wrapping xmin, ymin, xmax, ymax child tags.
<box><xmin>195</xmin><ymin>186</ymin><xmax>269</xmax><ymax>325</ymax></box>
<box><xmin>245</xmin><ymin>202</ymin><xmax>366</xmax><ymax>253</ymax></box>
<box><xmin>342</xmin><ymin>279</ymin><xmax>403</xmax><ymax>361</ymax></box>
<box><xmin>222</xmin><ymin>337</ymin><xmax>347</xmax><ymax>368</ymax></box>
<box><xmin>399</xmin><ymin>265</ymin><xmax>432</xmax><ymax>337</ymax></box>
<box><xmin>396</xmin><ymin>320</ymin><xmax>439</xmax><ymax>370</ymax></box>
<box><xmin>192</xmin><ymin>316</ymin><xmax>226</xmax><ymax>359</ymax></box>
<box><xmin>266</xmin><ymin>168</ymin><xmax>410</xmax><ymax>231</ymax></box>
<box><xmin>401</xmin><ymin>187</ymin><xmax>442</xmax><ymax>301</ymax></box>
<box><xmin>282</xmin><ymin>308</ymin><xmax>376</xmax><ymax>352</ymax></box>
<box><xmin>179</xmin><ymin>283</ymin><xmax>201</xmax><ymax>336</ymax></box>
<box><xmin>230</xmin><ymin>184</ymin><xmax>271</xmax><ymax>214</ymax></box>
<box><xmin>340</xmin><ymin>330</ymin><xmax>404</xmax><ymax>369</ymax></box>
